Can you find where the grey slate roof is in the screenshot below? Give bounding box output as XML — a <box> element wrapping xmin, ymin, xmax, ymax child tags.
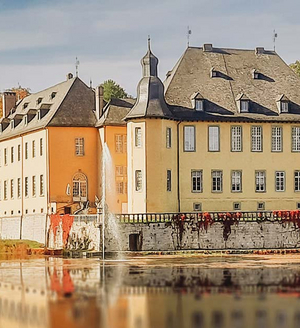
<box><xmin>96</xmin><ymin>98</ymin><xmax>135</xmax><ymax>127</ymax></box>
<box><xmin>163</xmin><ymin>46</ymin><xmax>300</xmax><ymax>122</ymax></box>
<box><xmin>0</xmin><ymin>77</ymin><xmax>96</xmax><ymax>140</ymax></box>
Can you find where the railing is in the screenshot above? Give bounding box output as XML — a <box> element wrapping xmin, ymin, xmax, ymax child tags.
<box><xmin>115</xmin><ymin>211</ymin><xmax>283</xmax><ymax>224</ymax></box>
<box><xmin>73</xmin><ymin>214</ymin><xmax>98</xmax><ymax>223</ymax></box>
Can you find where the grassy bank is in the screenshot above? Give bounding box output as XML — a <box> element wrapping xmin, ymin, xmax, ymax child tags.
<box><xmin>0</xmin><ymin>239</ymin><xmax>44</xmax><ymax>254</ymax></box>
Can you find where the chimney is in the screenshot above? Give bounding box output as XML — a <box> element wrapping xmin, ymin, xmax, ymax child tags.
<box><xmin>255</xmin><ymin>47</ymin><xmax>265</xmax><ymax>55</ymax></box>
<box><xmin>95</xmin><ymin>85</ymin><xmax>104</xmax><ymax>119</ymax></box>
<box><xmin>2</xmin><ymin>92</ymin><xmax>16</xmax><ymax>118</ymax></box>
<box><xmin>203</xmin><ymin>44</ymin><xmax>213</xmax><ymax>52</ymax></box>
<box><xmin>66</xmin><ymin>73</ymin><xmax>73</xmax><ymax>80</ymax></box>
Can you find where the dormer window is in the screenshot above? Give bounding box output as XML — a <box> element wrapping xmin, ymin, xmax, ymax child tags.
<box><xmin>50</xmin><ymin>92</ymin><xmax>57</xmax><ymax>100</ymax></box>
<box><xmin>23</xmin><ymin>102</ymin><xmax>29</xmax><ymax>110</ymax></box>
<box><xmin>195</xmin><ymin>99</ymin><xmax>204</xmax><ymax>111</ymax></box>
<box><xmin>36</xmin><ymin>97</ymin><xmax>43</xmax><ymax>105</ymax></box>
<box><xmin>280</xmin><ymin>101</ymin><xmax>289</xmax><ymax>113</ymax></box>
<box><xmin>37</xmin><ymin>110</ymin><xmax>41</xmax><ymax>120</ymax></box>
<box><xmin>236</xmin><ymin>93</ymin><xmax>250</xmax><ymax>113</ymax></box>
<box><xmin>10</xmin><ymin>120</ymin><xmax>14</xmax><ymax>129</ymax></box>
<box><xmin>276</xmin><ymin>94</ymin><xmax>290</xmax><ymax>113</ymax></box>
<box><xmin>210</xmin><ymin>68</ymin><xmax>217</xmax><ymax>78</ymax></box>
<box><xmin>24</xmin><ymin>115</ymin><xmax>28</xmax><ymax>126</ymax></box>
<box><xmin>191</xmin><ymin>92</ymin><xmax>205</xmax><ymax>111</ymax></box>
<box><xmin>252</xmin><ymin>69</ymin><xmax>259</xmax><ymax>79</ymax></box>
<box><xmin>240</xmin><ymin>100</ymin><xmax>249</xmax><ymax>112</ymax></box>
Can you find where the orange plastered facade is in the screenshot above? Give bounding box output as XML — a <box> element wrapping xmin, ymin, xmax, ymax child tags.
<box><xmin>48</xmin><ymin>127</ymin><xmax>99</xmax><ymax>213</ymax></box>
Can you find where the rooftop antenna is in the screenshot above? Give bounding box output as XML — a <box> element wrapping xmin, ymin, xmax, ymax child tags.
<box><xmin>273</xmin><ymin>29</ymin><xmax>278</xmax><ymax>51</ymax></box>
<box><xmin>187</xmin><ymin>26</ymin><xmax>192</xmax><ymax>47</ymax></box>
<box><xmin>148</xmin><ymin>35</ymin><xmax>151</xmax><ymax>50</ymax></box>
<box><xmin>89</xmin><ymin>78</ymin><xmax>93</xmax><ymax>88</ymax></box>
<box><xmin>75</xmin><ymin>57</ymin><xmax>80</xmax><ymax>77</ymax></box>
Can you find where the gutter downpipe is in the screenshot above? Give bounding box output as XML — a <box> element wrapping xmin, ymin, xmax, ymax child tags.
<box><xmin>177</xmin><ymin>121</ymin><xmax>182</xmax><ymax>213</ymax></box>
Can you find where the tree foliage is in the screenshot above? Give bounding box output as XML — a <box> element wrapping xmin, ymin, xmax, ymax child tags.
<box><xmin>102</xmin><ymin>79</ymin><xmax>128</xmax><ymax>102</ymax></box>
<box><xmin>290</xmin><ymin>60</ymin><xmax>300</xmax><ymax>77</ymax></box>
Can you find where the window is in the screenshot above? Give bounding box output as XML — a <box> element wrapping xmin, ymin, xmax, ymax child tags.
<box><xmin>167</xmin><ymin>170</ymin><xmax>172</xmax><ymax>191</ymax></box>
<box><xmin>25</xmin><ymin>177</ymin><xmax>28</xmax><ymax>197</ymax></box>
<box><xmin>166</xmin><ymin>128</ymin><xmax>172</xmax><ymax>148</ymax></box>
<box><xmin>135</xmin><ymin>170</ymin><xmax>142</xmax><ymax>191</ymax></box>
<box><xmin>18</xmin><ymin>145</ymin><xmax>21</xmax><ymax>161</ymax></box>
<box><xmin>191</xmin><ymin>170</ymin><xmax>203</xmax><ymax>193</ymax></box>
<box><xmin>50</xmin><ymin>92</ymin><xmax>57</xmax><ymax>100</ymax></box>
<box><xmin>295</xmin><ymin>171</ymin><xmax>300</xmax><ymax>192</ymax></box>
<box><xmin>193</xmin><ymin>203</ymin><xmax>202</xmax><ymax>211</ymax></box>
<box><xmin>10</xmin><ymin>120</ymin><xmax>14</xmax><ymax>129</ymax></box>
<box><xmin>72</xmin><ymin>173</ymin><xmax>87</xmax><ymax>201</ymax></box>
<box><xmin>116</xmin><ymin>166</ymin><xmax>123</xmax><ymax>176</ymax></box>
<box><xmin>115</xmin><ymin>135</ymin><xmax>123</xmax><ymax>153</ymax></box>
<box><xmin>271</xmin><ymin>126</ymin><xmax>282</xmax><ymax>152</ymax></box>
<box><xmin>275</xmin><ymin>171</ymin><xmax>285</xmax><ymax>192</ymax></box>
<box><xmin>297</xmin><ymin>202</ymin><xmax>300</xmax><ymax>210</ymax></box>
<box><xmin>251</xmin><ymin>126</ymin><xmax>262</xmax><ymax>152</ymax></box>
<box><xmin>231</xmin><ymin>171</ymin><xmax>242</xmax><ymax>192</ymax></box>
<box><xmin>212</xmin><ymin>170</ymin><xmax>223</xmax><ymax>192</ymax></box>
<box><xmin>208</xmin><ymin>126</ymin><xmax>220</xmax><ymax>151</ymax></box>
<box><xmin>233</xmin><ymin>202</ymin><xmax>241</xmax><ymax>210</ymax></box>
<box><xmin>10</xmin><ymin>179</ymin><xmax>14</xmax><ymax>199</ymax></box>
<box><xmin>240</xmin><ymin>100</ymin><xmax>249</xmax><ymax>113</ymax></box>
<box><xmin>292</xmin><ymin>127</ymin><xmax>300</xmax><ymax>152</ymax></box>
<box><xmin>195</xmin><ymin>100</ymin><xmax>204</xmax><ymax>111</ymax></box>
<box><xmin>40</xmin><ymin>138</ymin><xmax>43</xmax><ymax>156</ymax></box>
<box><xmin>32</xmin><ymin>140</ymin><xmax>36</xmax><ymax>158</ymax></box>
<box><xmin>40</xmin><ymin>175</ymin><xmax>44</xmax><ymax>196</ymax></box>
<box><xmin>116</xmin><ymin>181</ymin><xmax>124</xmax><ymax>194</ymax></box>
<box><xmin>280</xmin><ymin>101</ymin><xmax>289</xmax><ymax>113</ymax></box>
<box><xmin>75</xmin><ymin>138</ymin><xmax>84</xmax><ymax>156</ymax></box>
<box><xmin>36</xmin><ymin>97</ymin><xmax>43</xmax><ymax>105</ymax></box>
<box><xmin>17</xmin><ymin>178</ymin><xmax>21</xmax><ymax>198</ymax></box>
<box><xmin>11</xmin><ymin>147</ymin><xmax>14</xmax><ymax>163</ymax></box>
<box><xmin>231</xmin><ymin>126</ymin><xmax>242</xmax><ymax>152</ymax></box>
<box><xmin>255</xmin><ymin>171</ymin><xmax>266</xmax><ymax>192</ymax></box>
<box><xmin>32</xmin><ymin>176</ymin><xmax>36</xmax><ymax>197</ymax></box>
<box><xmin>257</xmin><ymin>202</ymin><xmax>265</xmax><ymax>210</ymax></box>
<box><xmin>24</xmin><ymin>115</ymin><xmax>28</xmax><ymax>126</ymax></box>
<box><xmin>184</xmin><ymin>126</ymin><xmax>195</xmax><ymax>151</ymax></box>
<box><xmin>4</xmin><ymin>181</ymin><xmax>7</xmax><ymax>200</ymax></box>
<box><xmin>135</xmin><ymin>127</ymin><xmax>142</xmax><ymax>148</ymax></box>
<box><xmin>4</xmin><ymin>148</ymin><xmax>7</xmax><ymax>165</ymax></box>
<box><xmin>25</xmin><ymin>142</ymin><xmax>28</xmax><ymax>159</ymax></box>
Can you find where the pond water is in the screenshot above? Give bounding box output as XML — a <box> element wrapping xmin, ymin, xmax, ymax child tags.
<box><xmin>1</xmin><ymin>254</ymin><xmax>300</xmax><ymax>328</ymax></box>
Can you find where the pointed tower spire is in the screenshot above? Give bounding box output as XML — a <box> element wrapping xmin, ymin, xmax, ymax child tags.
<box><xmin>141</xmin><ymin>36</ymin><xmax>158</xmax><ymax>77</ymax></box>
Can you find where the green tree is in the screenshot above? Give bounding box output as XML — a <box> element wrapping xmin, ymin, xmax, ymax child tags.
<box><xmin>102</xmin><ymin>79</ymin><xmax>128</xmax><ymax>102</ymax></box>
<box><xmin>290</xmin><ymin>60</ymin><xmax>300</xmax><ymax>77</ymax></box>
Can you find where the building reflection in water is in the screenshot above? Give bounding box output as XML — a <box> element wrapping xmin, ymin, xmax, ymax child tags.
<box><xmin>0</xmin><ymin>256</ymin><xmax>300</xmax><ymax>327</ymax></box>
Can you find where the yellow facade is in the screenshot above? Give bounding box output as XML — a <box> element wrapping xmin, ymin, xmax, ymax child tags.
<box><xmin>128</xmin><ymin>119</ymin><xmax>300</xmax><ymax>213</ymax></box>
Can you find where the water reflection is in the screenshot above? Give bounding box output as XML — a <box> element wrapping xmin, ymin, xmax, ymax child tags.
<box><xmin>1</xmin><ymin>255</ymin><xmax>300</xmax><ymax>327</ymax></box>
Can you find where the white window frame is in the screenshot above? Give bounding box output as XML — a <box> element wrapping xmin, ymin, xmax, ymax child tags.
<box><xmin>167</xmin><ymin>170</ymin><xmax>172</xmax><ymax>192</ymax></box>
<box><xmin>212</xmin><ymin>170</ymin><xmax>223</xmax><ymax>192</ymax></box>
<box><xmin>17</xmin><ymin>178</ymin><xmax>21</xmax><ymax>198</ymax></box>
<box><xmin>271</xmin><ymin>126</ymin><xmax>282</xmax><ymax>152</ymax></box>
<box><xmin>280</xmin><ymin>101</ymin><xmax>289</xmax><ymax>113</ymax></box>
<box><xmin>166</xmin><ymin>127</ymin><xmax>172</xmax><ymax>148</ymax></box>
<box><xmin>40</xmin><ymin>175</ymin><xmax>44</xmax><ymax>196</ymax></box>
<box><xmin>75</xmin><ymin>138</ymin><xmax>84</xmax><ymax>156</ymax></box>
<box><xmin>292</xmin><ymin>127</ymin><xmax>300</xmax><ymax>152</ymax></box>
<box><xmin>195</xmin><ymin>99</ymin><xmax>204</xmax><ymax>111</ymax></box>
<box><xmin>240</xmin><ymin>100</ymin><xmax>249</xmax><ymax>113</ymax></box>
<box><xmin>10</xmin><ymin>179</ymin><xmax>14</xmax><ymax>199</ymax></box>
<box><xmin>72</xmin><ymin>173</ymin><xmax>88</xmax><ymax>201</ymax></box>
<box><xmin>231</xmin><ymin>126</ymin><xmax>242</xmax><ymax>152</ymax></box>
<box><xmin>135</xmin><ymin>127</ymin><xmax>142</xmax><ymax>148</ymax></box>
<box><xmin>275</xmin><ymin>171</ymin><xmax>285</xmax><ymax>192</ymax></box>
<box><xmin>135</xmin><ymin>170</ymin><xmax>142</xmax><ymax>192</ymax></box>
<box><xmin>208</xmin><ymin>126</ymin><xmax>220</xmax><ymax>152</ymax></box>
<box><xmin>295</xmin><ymin>171</ymin><xmax>300</xmax><ymax>192</ymax></box>
<box><xmin>32</xmin><ymin>176</ymin><xmax>36</xmax><ymax>197</ymax></box>
<box><xmin>231</xmin><ymin>170</ymin><xmax>242</xmax><ymax>193</ymax></box>
<box><xmin>191</xmin><ymin>170</ymin><xmax>203</xmax><ymax>193</ymax></box>
<box><xmin>32</xmin><ymin>140</ymin><xmax>36</xmax><ymax>158</ymax></box>
<box><xmin>24</xmin><ymin>177</ymin><xmax>29</xmax><ymax>198</ymax></box>
<box><xmin>4</xmin><ymin>180</ymin><xmax>8</xmax><ymax>200</ymax></box>
<box><xmin>255</xmin><ymin>171</ymin><xmax>266</xmax><ymax>192</ymax></box>
<box><xmin>40</xmin><ymin>138</ymin><xmax>43</xmax><ymax>156</ymax></box>
<box><xmin>11</xmin><ymin>147</ymin><xmax>14</xmax><ymax>163</ymax></box>
<box><xmin>184</xmin><ymin>126</ymin><xmax>195</xmax><ymax>152</ymax></box>
<box><xmin>251</xmin><ymin>126</ymin><xmax>263</xmax><ymax>152</ymax></box>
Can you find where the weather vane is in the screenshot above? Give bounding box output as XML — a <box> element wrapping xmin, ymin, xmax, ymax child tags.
<box><xmin>187</xmin><ymin>26</ymin><xmax>192</xmax><ymax>47</ymax></box>
<box><xmin>75</xmin><ymin>57</ymin><xmax>80</xmax><ymax>77</ymax></box>
<box><xmin>273</xmin><ymin>30</ymin><xmax>278</xmax><ymax>51</ymax></box>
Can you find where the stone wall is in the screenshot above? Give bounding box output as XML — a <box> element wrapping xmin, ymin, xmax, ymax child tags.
<box><xmin>104</xmin><ymin>220</ymin><xmax>300</xmax><ymax>252</ymax></box>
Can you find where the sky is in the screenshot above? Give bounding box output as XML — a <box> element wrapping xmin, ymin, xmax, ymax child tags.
<box><xmin>0</xmin><ymin>0</ymin><xmax>299</xmax><ymax>96</ymax></box>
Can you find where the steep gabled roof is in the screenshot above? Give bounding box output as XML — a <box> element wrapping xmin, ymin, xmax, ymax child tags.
<box><xmin>0</xmin><ymin>77</ymin><xmax>96</xmax><ymax>140</ymax></box>
<box><xmin>164</xmin><ymin>46</ymin><xmax>300</xmax><ymax>121</ymax></box>
<box><xmin>96</xmin><ymin>98</ymin><xmax>135</xmax><ymax>127</ymax></box>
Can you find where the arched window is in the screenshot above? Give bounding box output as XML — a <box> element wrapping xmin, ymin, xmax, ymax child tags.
<box><xmin>72</xmin><ymin>172</ymin><xmax>87</xmax><ymax>202</ymax></box>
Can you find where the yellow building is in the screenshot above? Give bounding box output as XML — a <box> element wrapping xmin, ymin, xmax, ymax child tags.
<box><xmin>126</xmin><ymin>42</ymin><xmax>300</xmax><ymax>213</ymax></box>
